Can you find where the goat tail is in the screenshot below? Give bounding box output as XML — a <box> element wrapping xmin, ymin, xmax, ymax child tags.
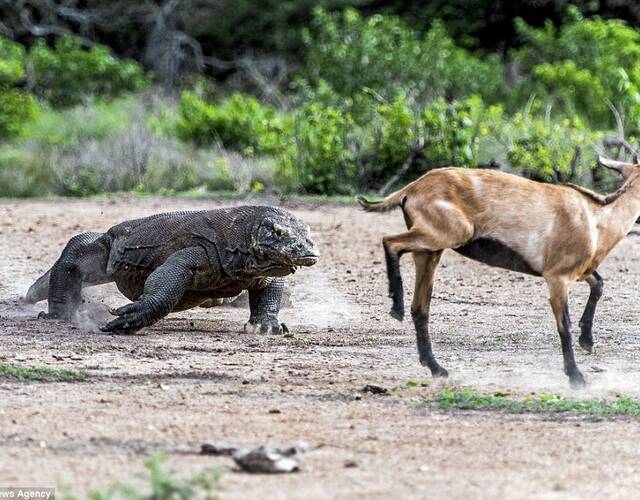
<box><xmin>356</xmin><ymin>189</ymin><xmax>406</xmax><ymax>213</ymax></box>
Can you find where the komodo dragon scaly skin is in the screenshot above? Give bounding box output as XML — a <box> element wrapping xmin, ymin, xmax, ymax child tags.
<box><xmin>25</xmin><ymin>206</ymin><xmax>319</xmax><ymax>334</ymax></box>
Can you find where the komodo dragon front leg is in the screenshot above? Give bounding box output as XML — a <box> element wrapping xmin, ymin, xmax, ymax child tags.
<box><xmin>101</xmin><ymin>247</ymin><xmax>208</xmax><ymax>334</ymax></box>
<box><xmin>244</xmin><ymin>277</ymin><xmax>288</xmax><ymax>335</ymax></box>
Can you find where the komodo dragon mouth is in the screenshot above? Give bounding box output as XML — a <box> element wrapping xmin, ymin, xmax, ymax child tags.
<box><xmin>293</xmin><ymin>255</ymin><xmax>319</xmax><ymax>266</ymax></box>
<box><xmin>253</xmin><ymin>253</ymin><xmax>318</xmax><ymax>275</ymax></box>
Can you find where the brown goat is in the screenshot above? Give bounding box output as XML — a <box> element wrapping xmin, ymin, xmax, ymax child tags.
<box><xmin>358</xmin><ymin>157</ymin><xmax>640</xmax><ymax>388</ymax></box>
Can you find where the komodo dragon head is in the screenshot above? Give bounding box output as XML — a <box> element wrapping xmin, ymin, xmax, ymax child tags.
<box><xmin>252</xmin><ymin>208</ymin><xmax>319</xmax><ymax>275</ymax></box>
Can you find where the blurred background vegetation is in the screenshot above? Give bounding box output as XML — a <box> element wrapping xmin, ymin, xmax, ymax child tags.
<box><xmin>1</xmin><ymin>0</ymin><xmax>640</xmax><ymax>197</ymax></box>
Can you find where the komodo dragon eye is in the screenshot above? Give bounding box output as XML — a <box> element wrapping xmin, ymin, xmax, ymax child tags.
<box><xmin>273</xmin><ymin>223</ymin><xmax>287</xmax><ymax>237</ymax></box>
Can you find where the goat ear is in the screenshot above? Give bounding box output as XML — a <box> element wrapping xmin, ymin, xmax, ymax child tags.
<box><xmin>598</xmin><ymin>156</ymin><xmax>635</xmax><ymax>179</ymax></box>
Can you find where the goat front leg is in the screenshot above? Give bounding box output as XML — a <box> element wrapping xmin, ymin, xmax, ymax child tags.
<box><xmin>546</xmin><ymin>276</ymin><xmax>586</xmax><ymax>389</ymax></box>
<box><xmin>411</xmin><ymin>251</ymin><xmax>447</xmax><ymax>377</ymax></box>
<box><xmin>578</xmin><ymin>271</ymin><xmax>603</xmax><ymax>353</ymax></box>
<box><xmin>244</xmin><ymin>278</ymin><xmax>287</xmax><ymax>335</ymax></box>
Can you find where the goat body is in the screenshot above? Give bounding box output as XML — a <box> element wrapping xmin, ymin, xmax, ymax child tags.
<box><xmin>359</xmin><ymin>158</ymin><xmax>640</xmax><ymax>387</ymax></box>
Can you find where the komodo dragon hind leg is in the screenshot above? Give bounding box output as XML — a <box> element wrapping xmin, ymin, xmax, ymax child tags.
<box><xmin>35</xmin><ymin>232</ymin><xmax>111</xmax><ymax>320</ymax></box>
<box><xmin>244</xmin><ymin>277</ymin><xmax>287</xmax><ymax>335</ymax></box>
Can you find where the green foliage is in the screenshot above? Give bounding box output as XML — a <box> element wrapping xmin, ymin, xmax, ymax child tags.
<box><xmin>301</xmin><ymin>8</ymin><xmax>504</xmax><ymax>104</ymax></box>
<box><xmin>0</xmin><ymin>146</ymin><xmax>53</xmax><ymax>197</ymax></box>
<box><xmin>22</xmin><ymin>97</ymin><xmax>136</xmax><ymax>147</ymax></box>
<box><xmin>27</xmin><ymin>36</ymin><xmax>149</xmax><ymax>107</ymax></box>
<box><xmin>372</xmin><ymin>94</ymin><xmax>417</xmax><ymax>178</ymax></box>
<box><xmin>285</xmin><ymin>102</ymin><xmax>355</xmax><ymax>194</ymax></box>
<box><xmin>0</xmin><ymin>37</ymin><xmax>38</xmax><ymax>138</ymax></box>
<box><xmin>434</xmin><ymin>387</ymin><xmax>640</xmax><ymax>417</ymax></box>
<box><xmin>503</xmin><ymin>113</ymin><xmax>600</xmax><ymax>183</ymax></box>
<box><xmin>0</xmin><ymin>363</ymin><xmax>87</xmax><ymax>381</ymax></box>
<box><xmin>0</xmin><ymin>37</ymin><xmax>25</xmax><ymax>86</ymax></box>
<box><xmin>512</xmin><ymin>10</ymin><xmax>640</xmax><ymax>129</ymax></box>
<box><xmin>361</xmin><ymin>94</ymin><xmax>492</xmax><ymax>188</ymax></box>
<box><xmin>61</xmin><ymin>167</ymin><xmax>102</xmax><ymax>197</ymax></box>
<box><xmin>138</xmin><ymin>156</ymin><xmax>238</xmax><ymax>194</ymax></box>
<box><xmin>421</xmin><ymin>97</ymin><xmax>482</xmax><ymax>166</ymax></box>
<box><xmin>0</xmin><ymin>89</ymin><xmax>38</xmax><ymax>137</ymax></box>
<box><xmin>4</xmin><ymin>7</ymin><xmax>640</xmax><ymax>198</ymax></box>
<box><xmin>176</xmin><ymin>92</ymin><xmax>293</xmax><ymax>155</ymax></box>
<box><xmin>61</xmin><ymin>453</ymin><xmax>220</xmax><ymax>500</ymax></box>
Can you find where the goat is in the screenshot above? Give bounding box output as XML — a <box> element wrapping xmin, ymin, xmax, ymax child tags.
<box><xmin>358</xmin><ymin>157</ymin><xmax>640</xmax><ymax>388</ymax></box>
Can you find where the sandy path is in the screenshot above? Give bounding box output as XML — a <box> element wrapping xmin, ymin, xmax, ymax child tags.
<box><xmin>1</xmin><ymin>197</ymin><xmax>640</xmax><ymax>499</ymax></box>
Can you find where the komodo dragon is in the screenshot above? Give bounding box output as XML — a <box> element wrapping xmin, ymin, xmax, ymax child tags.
<box><xmin>25</xmin><ymin>206</ymin><xmax>319</xmax><ymax>334</ymax></box>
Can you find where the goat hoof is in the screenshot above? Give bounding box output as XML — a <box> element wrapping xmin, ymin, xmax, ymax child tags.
<box><xmin>579</xmin><ymin>335</ymin><xmax>594</xmax><ymax>354</ymax></box>
<box><xmin>390</xmin><ymin>307</ymin><xmax>404</xmax><ymax>321</ymax></box>
<box><xmin>431</xmin><ymin>366</ymin><xmax>449</xmax><ymax>378</ymax></box>
<box><xmin>569</xmin><ymin>372</ymin><xmax>586</xmax><ymax>389</ymax></box>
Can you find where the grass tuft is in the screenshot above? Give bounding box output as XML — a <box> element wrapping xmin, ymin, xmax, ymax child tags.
<box><xmin>0</xmin><ymin>363</ymin><xmax>88</xmax><ymax>382</ymax></box>
<box><xmin>59</xmin><ymin>453</ymin><xmax>221</xmax><ymax>500</ymax></box>
<box><xmin>433</xmin><ymin>387</ymin><xmax>640</xmax><ymax>417</ymax></box>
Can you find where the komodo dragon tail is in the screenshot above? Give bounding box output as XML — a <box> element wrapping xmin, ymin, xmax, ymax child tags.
<box><xmin>24</xmin><ymin>269</ymin><xmax>51</xmax><ymax>303</ymax></box>
<box><xmin>356</xmin><ymin>188</ymin><xmax>407</xmax><ymax>213</ymax></box>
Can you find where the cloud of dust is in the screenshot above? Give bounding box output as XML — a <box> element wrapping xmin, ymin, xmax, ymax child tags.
<box><xmin>0</xmin><ymin>263</ymin><xmax>115</xmax><ymax>332</ymax></box>
<box><xmin>74</xmin><ymin>302</ymin><xmax>111</xmax><ymax>333</ymax></box>
<box><xmin>450</xmin><ymin>356</ymin><xmax>640</xmax><ymax>399</ymax></box>
<box><xmin>287</xmin><ymin>266</ymin><xmax>361</xmax><ymax>328</ymax></box>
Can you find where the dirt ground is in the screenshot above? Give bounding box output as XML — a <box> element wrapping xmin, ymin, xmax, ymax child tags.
<box><xmin>2</xmin><ymin>196</ymin><xmax>640</xmax><ymax>499</ymax></box>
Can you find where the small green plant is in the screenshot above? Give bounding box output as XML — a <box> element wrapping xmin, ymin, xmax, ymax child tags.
<box><xmin>405</xmin><ymin>379</ymin><xmax>431</xmax><ymax>388</ymax></box>
<box><xmin>433</xmin><ymin>387</ymin><xmax>640</xmax><ymax>417</ymax></box>
<box><xmin>62</xmin><ymin>453</ymin><xmax>221</xmax><ymax>500</ymax></box>
<box><xmin>0</xmin><ymin>363</ymin><xmax>87</xmax><ymax>382</ymax></box>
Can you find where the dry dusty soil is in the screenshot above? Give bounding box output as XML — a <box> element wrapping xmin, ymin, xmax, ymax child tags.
<box><xmin>1</xmin><ymin>197</ymin><xmax>640</xmax><ymax>499</ymax></box>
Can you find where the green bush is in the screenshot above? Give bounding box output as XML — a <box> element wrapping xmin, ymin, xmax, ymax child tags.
<box><xmin>300</xmin><ymin>8</ymin><xmax>504</xmax><ymax>105</ymax></box>
<box><xmin>511</xmin><ymin>9</ymin><xmax>640</xmax><ymax>129</ymax></box>
<box><xmin>503</xmin><ymin>114</ymin><xmax>601</xmax><ymax>184</ymax></box>
<box><xmin>283</xmin><ymin>102</ymin><xmax>355</xmax><ymax>194</ymax></box>
<box><xmin>0</xmin><ymin>37</ymin><xmax>38</xmax><ymax>138</ymax></box>
<box><xmin>421</xmin><ymin>97</ymin><xmax>483</xmax><ymax>167</ymax></box>
<box><xmin>175</xmin><ymin>91</ymin><xmax>293</xmax><ymax>155</ymax></box>
<box><xmin>0</xmin><ymin>89</ymin><xmax>38</xmax><ymax>138</ymax></box>
<box><xmin>370</xmin><ymin>94</ymin><xmax>418</xmax><ymax>182</ymax></box>
<box><xmin>0</xmin><ymin>37</ymin><xmax>25</xmax><ymax>86</ymax></box>
<box><xmin>27</xmin><ymin>36</ymin><xmax>149</xmax><ymax>107</ymax></box>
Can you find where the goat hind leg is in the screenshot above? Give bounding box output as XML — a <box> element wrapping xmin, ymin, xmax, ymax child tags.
<box><xmin>383</xmin><ymin>237</ymin><xmax>406</xmax><ymax>321</ymax></box>
<box><xmin>546</xmin><ymin>277</ymin><xmax>585</xmax><ymax>389</ymax></box>
<box><xmin>411</xmin><ymin>251</ymin><xmax>447</xmax><ymax>377</ymax></box>
<box><xmin>382</xmin><ymin>230</ymin><xmax>440</xmax><ymax>321</ymax></box>
<box><xmin>578</xmin><ymin>271</ymin><xmax>603</xmax><ymax>353</ymax></box>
